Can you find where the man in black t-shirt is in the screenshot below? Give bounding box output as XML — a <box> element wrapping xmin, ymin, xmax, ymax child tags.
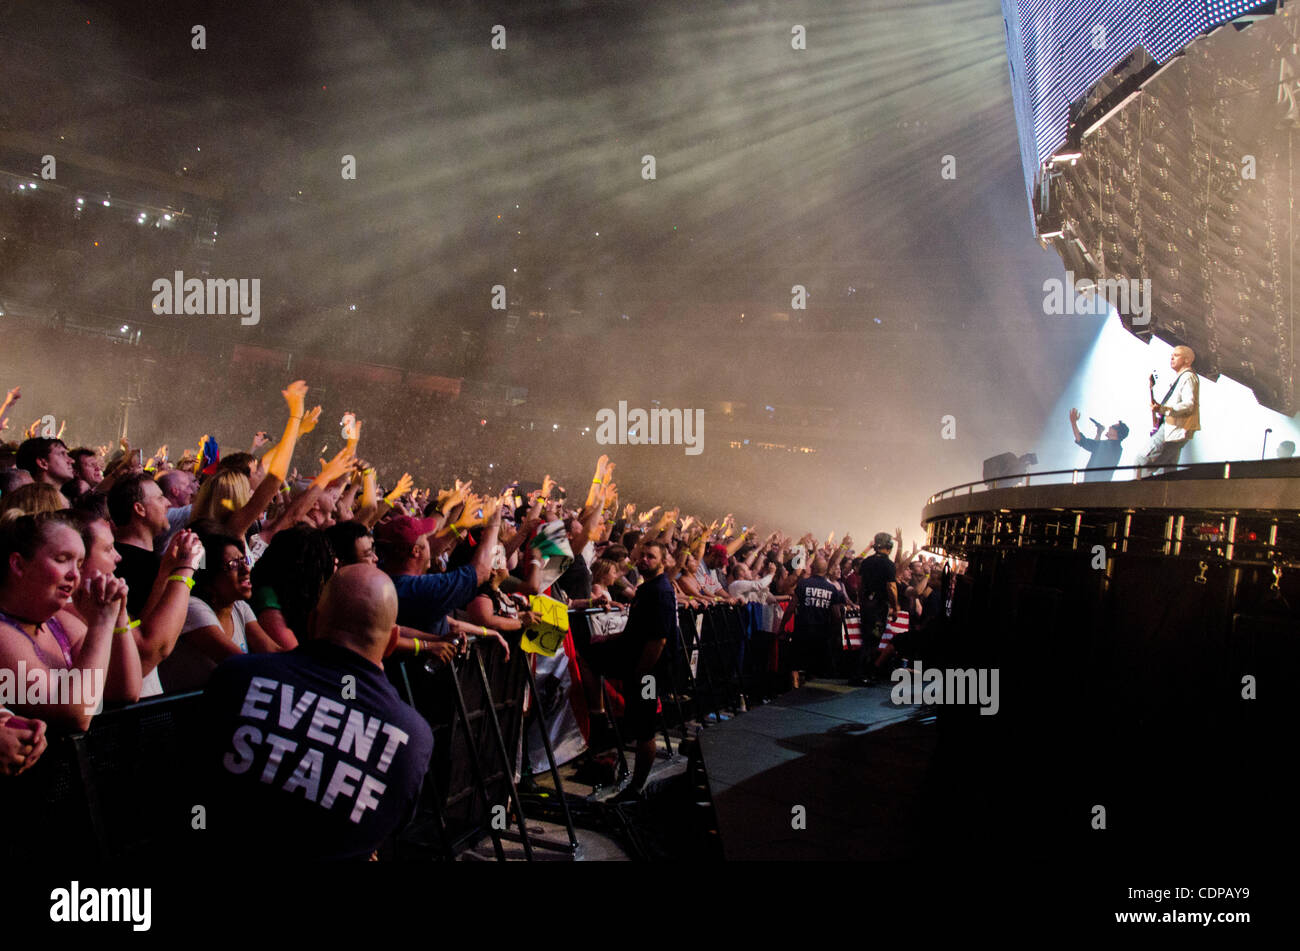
<box><xmin>1068</xmin><ymin>408</ymin><xmax>1128</xmax><ymax>482</ymax></box>
<box><xmin>578</xmin><ymin>540</ymin><xmax>677</xmax><ymax>800</ymax></box>
<box><xmin>200</xmin><ymin>564</ymin><xmax>434</xmax><ymax>860</ymax></box>
<box><xmin>781</xmin><ymin>555</ymin><xmax>847</xmax><ymax>678</ymax></box>
<box><xmin>109</xmin><ymin>473</ymin><xmax>173</xmax><ymax>618</ymax></box>
<box><xmin>855</xmin><ymin>532</ymin><xmax>899</xmax><ymax>683</ymax></box>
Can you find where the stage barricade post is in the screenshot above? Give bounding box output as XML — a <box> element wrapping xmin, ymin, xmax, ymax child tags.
<box><xmin>0</xmin><ymin>691</ymin><xmax>207</xmax><ymax>862</ymax></box>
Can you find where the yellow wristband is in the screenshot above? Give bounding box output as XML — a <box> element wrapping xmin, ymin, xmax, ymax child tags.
<box><xmin>412</xmin><ymin>638</ymin><xmax>421</xmax><ymax>656</ymax></box>
<box><xmin>167</xmin><ymin>574</ymin><xmax>196</xmax><ymax>590</ymax></box>
<box><xmin>113</xmin><ymin>619</ymin><xmax>142</xmax><ymax>635</ymax></box>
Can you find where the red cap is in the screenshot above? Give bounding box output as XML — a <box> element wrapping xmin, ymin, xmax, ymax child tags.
<box><xmin>374</xmin><ymin>515</ymin><xmax>440</xmax><ymax>549</ymax></box>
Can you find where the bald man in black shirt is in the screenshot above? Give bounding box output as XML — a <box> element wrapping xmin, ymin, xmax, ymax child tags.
<box><xmin>201</xmin><ymin>564</ymin><xmax>434</xmax><ymax>860</ymax></box>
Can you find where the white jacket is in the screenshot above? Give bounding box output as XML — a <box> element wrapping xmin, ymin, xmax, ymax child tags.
<box><xmin>1160</xmin><ymin>371</ymin><xmax>1200</xmax><ymax>441</ymax></box>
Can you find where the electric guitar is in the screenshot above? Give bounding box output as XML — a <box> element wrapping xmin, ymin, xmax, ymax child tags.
<box><xmin>1149</xmin><ymin>373</ymin><xmax>1164</xmax><ymax>435</ymax></box>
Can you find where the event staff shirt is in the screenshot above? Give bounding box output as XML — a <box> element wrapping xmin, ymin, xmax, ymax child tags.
<box><xmin>793</xmin><ymin>575</ymin><xmax>846</xmax><ymax>637</ymax></box>
<box><xmin>202</xmin><ymin>639</ymin><xmax>434</xmax><ymax>860</ymax></box>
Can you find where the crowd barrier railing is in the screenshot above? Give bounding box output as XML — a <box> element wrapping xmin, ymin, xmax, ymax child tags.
<box><xmin>0</xmin><ymin>604</ymin><xmax>781</xmax><ymax>862</ymax></box>
<box><xmin>0</xmin><ymin>691</ymin><xmax>206</xmax><ymax>862</ymax></box>
<box><xmin>390</xmin><ymin>635</ymin><xmax>579</xmax><ymax>861</ymax></box>
<box><xmin>1</xmin><ymin>636</ymin><xmax>582</xmax><ymax>863</ymax></box>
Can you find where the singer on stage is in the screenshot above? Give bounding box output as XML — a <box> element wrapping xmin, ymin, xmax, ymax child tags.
<box><xmin>1136</xmin><ymin>345</ymin><xmax>1200</xmax><ymax>478</ymax></box>
<box><xmin>1068</xmin><ymin>408</ymin><xmax>1128</xmax><ymax>481</ymax></box>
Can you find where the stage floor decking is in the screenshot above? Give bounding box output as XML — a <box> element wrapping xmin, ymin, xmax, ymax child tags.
<box><xmin>698</xmin><ymin>682</ymin><xmax>936</xmax><ymax>860</ymax></box>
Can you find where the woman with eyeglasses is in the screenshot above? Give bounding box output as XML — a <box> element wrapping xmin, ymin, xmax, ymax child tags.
<box><xmin>152</xmin><ymin>532</ymin><xmax>269</xmax><ymax>694</ymax></box>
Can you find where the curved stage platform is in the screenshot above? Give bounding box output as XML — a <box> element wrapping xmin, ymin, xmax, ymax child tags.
<box><xmin>693</xmin><ymin>464</ymin><xmax>1299</xmax><ymax>859</ymax></box>
<box><xmin>915</xmin><ymin>464</ymin><xmax>1299</xmax><ymax>855</ymax></box>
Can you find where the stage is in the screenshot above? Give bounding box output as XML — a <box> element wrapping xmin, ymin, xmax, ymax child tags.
<box><xmin>697</xmin><ymin>681</ymin><xmax>936</xmax><ymax>860</ymax></box>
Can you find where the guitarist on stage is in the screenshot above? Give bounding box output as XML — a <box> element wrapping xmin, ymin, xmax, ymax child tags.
<box><xmin>1136</xmin><ymin>345</ymin><xmax>1200</xmax><ymax>479</ymax></box>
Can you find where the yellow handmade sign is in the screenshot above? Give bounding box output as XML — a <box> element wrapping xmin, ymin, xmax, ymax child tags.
<box><xmin>519</xmin><ymin>594</ymin><xmax>570</xmax><ymax>657</ymax></box>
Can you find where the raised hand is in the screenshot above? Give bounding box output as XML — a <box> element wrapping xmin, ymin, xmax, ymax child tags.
<box><xmin>298</xmin><ymin>405</ymin><xmax>322</xmax><ymax>435</ymax></box>
<box><xmin>452</xmin><ymin>479</ymin><xmax>472</xmax><ymax>506</ymax></box>
<box><xmin>161</xmin><ymin>530</ymin><xmax>205</xmax><ymax>574</ymax></box>
<box><xmin>460</xmin><ymin>496</ymin><xmax>498</xmax><ymax>528</ymax></box>
<box><xmin>622</xmin><ymin>502</ymin><xmax>636</xmax><ymax>520</ymax></box>
<box><xmin>282</xmin><ymin>380</ymin><xmax>309</xmax><ymax>418</ymax></box>
<box><xmin>386</xmin><ymin>471</ymin><xmax>414</xmax><ymax>501</ymax></box>
<box><xmin>251</xmin><ymin>431</ymin><xmax>271</xmax><ymax>450</ymax></box>
<box><xmin>316</xmin><ymin>446</ymin><xmax>356</xmax><ymax>486</ymax></box>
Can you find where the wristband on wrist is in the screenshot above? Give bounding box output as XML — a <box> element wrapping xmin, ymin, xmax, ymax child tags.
<box><xmin>113</xmin><ymin>619</ymin><xmax>142</xmax><ymax>635</ymax></box>
<box><xmin>412</xmin><ymin>638</ymin><xmax>421</xmax><ymax>656</ymax></box>
<box><xmin>167</xmin><ymin>574</ymin><xmax>196</xmax><ymax>590</ymax></box>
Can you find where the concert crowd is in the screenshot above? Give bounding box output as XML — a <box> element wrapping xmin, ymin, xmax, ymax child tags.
<box><xmin>0</xmin><ymin>373</ymin><xmax>950</xmax><ymax>859</ymax></box>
